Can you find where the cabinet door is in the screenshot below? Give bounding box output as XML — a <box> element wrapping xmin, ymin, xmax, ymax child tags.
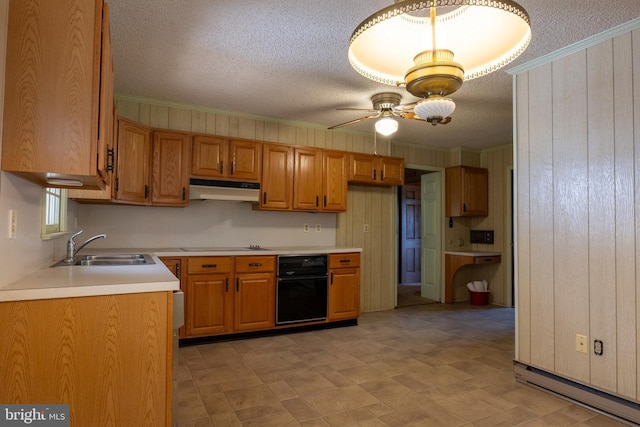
<box><xmin>293</xmin><ymin>147</ymin><xmax>323</xmax><ymax>211</ymax></box>
<box><xmin>261</xmin><ymin>144</ymin><xmax>293</xmax><ymax>210</ymax></box>
<box><xmin>234</xmin><ymin>273</ymin><xmax>275</xmax><ymax>332</ymax></box>
<box><xmin>328</xmin><ymin>267</ymin><xmax>360</xmax><ymax>321</ymax></box>
<box><xmin>185</xmin><ymin>274</ymin><xmax>233</xmax><ymax>337</ymax></box>
<box><xmin>229</xmin><ymin>139</ymin><xmax>261</xmax><ymax>181</ymax></box>
<box><xmin>462</xmin><ymin>167</ymin><xmax>488</xmax><ymax>216</ymax></box>
<box><xmin>379</xmin><ymin>156</ymin><xmax>404</xmax><ymax>186</ymax></box>
<box><xmin>445</xmin><ymin>166</ymin><xmax>488</xmax><ymax>217</ymax></box>
<box><xmin>322</xmin><ymin>150</ymin><xmax>348</xmax><ymax>212</ymax></box>
<box><xmin>97</xmin><ymin>3</ymin><xmax>114</xmax><ymax>182</ymax></box>
<box><xmin>151</xmin><ymin>131</ymin><xmax>190</xmax><ymax>206</ymax></box>
<box><xmin>349</xmin><ymin>153</ymin><xmax>377</xmax><ymax>184</ymax></box>
<box><xmin>2</xmin><ymin>0</ymin><xmax>107</xmax><ymax>189</ymax></box>
<box><xmin>114</xmin><ymin>119</ymin><xmax>151</xmax><ymax>205</ymax></box>
<box><xmin>191</xmin><ymin>135</ymin><xmax>227</xmax><ymax>178</ymax></box>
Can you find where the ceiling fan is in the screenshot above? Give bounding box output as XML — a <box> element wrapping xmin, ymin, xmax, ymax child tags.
<box><xmin>328</xmin><ymin>92</ymin><xmax>451</xmax><ymax>134</ymax></box>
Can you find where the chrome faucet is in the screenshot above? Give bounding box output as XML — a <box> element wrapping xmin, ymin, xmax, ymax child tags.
<box><xmin>64</xmin><ymin>230</ymin><xmax>107</xmax><ymax>264</ymax></box>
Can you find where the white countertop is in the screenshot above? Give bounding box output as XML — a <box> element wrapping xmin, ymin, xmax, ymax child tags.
<box><xmin>0</xmin><ymin>247</ymin><xmax>362</xmax><ymax>302</ymax></box>
<box><xmin>445</xmin><ymin>251</ymin><xmax>502</xmax><ymax>256</ymax></box>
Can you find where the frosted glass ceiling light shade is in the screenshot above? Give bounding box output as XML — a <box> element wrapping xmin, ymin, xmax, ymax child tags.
<box><xmin>413</xmin><ymin>96</ymin><xmax>455</xmax><ymax>125</ymax></box>
<box><xmin>375</xmin><ymin>117</ymin><xmax>399</xmax><ymax>136</ymax></box>
<box><xmin>348</xmin><ymin>0</ymin><xmax>531</xmax><ymax>98</ymax></box>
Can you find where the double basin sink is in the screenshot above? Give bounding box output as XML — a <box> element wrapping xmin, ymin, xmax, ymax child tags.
<box><xmin>54</xmin><ymin>253</ymin><xmax>155</xmax><ymax>267</ymax></box>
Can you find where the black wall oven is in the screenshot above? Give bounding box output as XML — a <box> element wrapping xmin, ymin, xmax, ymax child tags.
<box><xmin>276</xmin><ymin>255</ymin><xmax>328</xmax><ymax>325</ymax></box>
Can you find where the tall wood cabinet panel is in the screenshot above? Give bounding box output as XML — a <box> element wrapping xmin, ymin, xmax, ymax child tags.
<box><xmin>2</xmin><ymin>0</ymin><xmax>113</xmax><ymax>189</ymax></box>
<box><xmin>152</xmin><ymin>131</ymin><xmax>190</xmax><ymax>206</ymax></box>
<box><xmin>191</xmin><ymin>136</ymin><xmax>261</xmax><ymax>181</ymax></box>
<box><xmin>160</xmin><ymin>256</ymin><xmax>185</xmax><ymax>338</ymax></box>
<box><xmin>445</xmin><ymin>166</ymin><xmax>488</xmax><ymax>217</ymax></box>
<box><xmin>261</xmin><ymin>143</ymin><xmax>294</xmax><ymax>210</ymax></box>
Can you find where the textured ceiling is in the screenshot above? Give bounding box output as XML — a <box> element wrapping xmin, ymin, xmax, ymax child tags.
<box><xmin>108</xmin><ymin>1</ymin><xmax>640</xmax><ymax>150</ymax></box>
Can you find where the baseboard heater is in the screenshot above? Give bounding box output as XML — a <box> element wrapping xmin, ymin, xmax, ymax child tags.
<box><xmin>514</xmin><ymin>362</ymin><xmax>640</xmax><ymax>425</ymax></box>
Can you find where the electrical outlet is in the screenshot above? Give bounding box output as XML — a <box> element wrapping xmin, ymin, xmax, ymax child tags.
<box><xmin>576</xmin><ymin>334</ymin><xmax>588</xmax><ymax>353</ymax></box>
<box><xmin>315</xmin><ymin>224</ymin><xmax>321</xmax><ymax>232</ymax></box>
<box><xmin>594</xmin><ymin>339</ymin><xmax>603</xmax><ymax>356</ymax></box>
<box><xmin>8</xmin><ymin>209</ymin><xmax>16</xmax><ymax>239</ymax></box>
<box><xmin>363</xmin><ymin>224</ymin><xmax>369</xmax><ymax>233</ymax></box>
<box><xmin>303</xmin><ymin>223</ymin><xmax>310</xmax><ymax>232</ymax></box>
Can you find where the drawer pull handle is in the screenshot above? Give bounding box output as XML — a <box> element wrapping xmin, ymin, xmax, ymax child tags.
<box><xmin>201</xmin><ymin>264</ymin><xmax>217</xmax><ymax>268</ymax></box>
<box><xmin>339</xmin><ymin>259</ymin><xmax>350</xmax><ymax>263</ymax></box>
<box><xmin>248</xmin><ymin>263</ymin><xmax>263</xmax><ymax>267</ymax></box>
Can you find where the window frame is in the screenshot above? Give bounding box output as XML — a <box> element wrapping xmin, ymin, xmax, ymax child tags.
<box><xmin>41</xmin><ymin>187</ymin><xmax>69</xmax><ymax>240</ymax></box>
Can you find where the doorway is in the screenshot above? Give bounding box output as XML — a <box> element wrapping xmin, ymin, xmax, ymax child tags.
<box><xmin>397</xmin><ymin>167</ymin><xmax>443</xmax><ymax>307</ymax></box>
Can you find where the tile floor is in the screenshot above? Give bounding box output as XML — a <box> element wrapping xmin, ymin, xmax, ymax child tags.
<box><xmin>175</xmin><ymin>303</ymin><xmax>630</xmax><ymax>426</ymax></box>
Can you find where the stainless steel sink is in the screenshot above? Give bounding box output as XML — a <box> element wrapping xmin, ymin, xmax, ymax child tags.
<box><xmin>52</xmin><ymin>253</ymin><xmax>156</xmax><ymax>267</ymax></box>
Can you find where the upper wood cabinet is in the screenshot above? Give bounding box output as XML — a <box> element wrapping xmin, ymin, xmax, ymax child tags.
<box><xmin>293</xmin><ymin>147</ymin><xmax>324</xmax><ymax>210</ymax></box>
<box><xmin>114</xmin><ymin>120</ymin><xmax>189</xmax><ymax>206</ymax></box>
<box><xmin>293</xmin><ymin>147</ymin><xmax>348</xmax><ymax>212</ymax></box>
<box><xmin>445</xmin><ymin>166</ymin><xmax>488</xmax><ymax>217</ymax></box>
<box><xmin>349</xmin><ymin>154</ymin><xmax>404</xmax><ymax>186</ymax></box>
<box><xmin>114</xmin><ymin>119</ymin><xmax>151</xmax><ymax>204</ymax></box>
<box><xmin>191</xmin><ymin>136</ymin><xmax>261</xmax><ymax>181</ymax></box>
<box><xmin>260</xmin><ymin>143</ymin><xmax>294</xmax><ymax>210</ymax></box>
<box><xmin>2</xmin><ymin>0</ymin><xmax>114</xmax><ymax>190</ymax></box>
<box><xmin>152</xmin><ymin>131</ymin><xmax>191</xmax><ymax>206</ymax></box>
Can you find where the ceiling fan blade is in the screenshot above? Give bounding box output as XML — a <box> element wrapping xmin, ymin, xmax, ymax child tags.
<box><xmin>336</xmin><ymin>107</ymin><xmax>379</xmax><ymax>112</ymax></box>
<box><xmin>394</xmin><ymin>102</ymin><xmax>417</xmax><ymax>112</ymax></box>
<box><xmin>400</xmin><ymin>112</ymin><xmax>424</xmax><ymax>121</ymax></box>
<box><xmin>328</xmin><ymin>115</ymin><xmax>376</xmax><ymax>130</ymax></box>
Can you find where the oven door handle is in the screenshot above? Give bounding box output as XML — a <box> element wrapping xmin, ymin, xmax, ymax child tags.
<box><xmin>277</xmin><ymin>275</ymin><xmax>328</xmax><ymax>281</ymax></box>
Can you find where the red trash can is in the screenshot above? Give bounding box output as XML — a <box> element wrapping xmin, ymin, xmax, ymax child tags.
<box><xmin>469</xmin><ymin>290</ymin><xmax>490</xmax><ymax>306</ymax></box>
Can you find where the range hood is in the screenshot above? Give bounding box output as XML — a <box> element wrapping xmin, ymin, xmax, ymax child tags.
<box><xmin>189</xmin><ymin>178</ymin><xmax>260</xmax><ymax>202</ymax></box>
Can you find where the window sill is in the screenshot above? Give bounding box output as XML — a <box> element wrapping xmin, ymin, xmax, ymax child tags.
<box><xmin>41</xmin><ymin>231</ymin><xmax>70</xmax><ymax>241</ymax></box>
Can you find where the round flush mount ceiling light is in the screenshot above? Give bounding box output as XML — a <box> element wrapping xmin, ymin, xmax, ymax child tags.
<box><xmin>348</xmin><ymin>0</ymin><xmax>531</xmax><ymax>106</ymax></box>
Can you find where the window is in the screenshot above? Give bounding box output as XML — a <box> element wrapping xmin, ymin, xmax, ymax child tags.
<box><xmin>42</xmin><ymin>187</ymin><xmax>68</xmax><ymax>239</ymax></box>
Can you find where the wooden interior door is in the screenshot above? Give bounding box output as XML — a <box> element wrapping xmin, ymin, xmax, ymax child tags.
<box><xmin>400</xmin><ymin>183</ymin><xmax>421</xmax><ymax>284</ymax></box>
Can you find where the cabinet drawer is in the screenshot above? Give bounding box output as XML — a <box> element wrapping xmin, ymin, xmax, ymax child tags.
<box><xmin>474</xmin><ymin>255</ymin><xmax>501</xmax><ymax>265</ymax></box>
<box><xmin>235</xmin><ymin>256</ymin><xmax>276</xmax><ymax>273</ymax></box>
<box><xmin>329</xmin><ymin>253</ymin><xmax>360</xmax><ymax>268</ymax></box>
<box><xmin>187</xmin><ymin>256</ymin><xmax>233</xmax><ymax>274</ymax></box>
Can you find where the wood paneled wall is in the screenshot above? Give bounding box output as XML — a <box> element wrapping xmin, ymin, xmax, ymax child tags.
<box><xmin>514</xmin><ymin>28</ymin><xmax>640</xmax><ymax>401</ymax></box>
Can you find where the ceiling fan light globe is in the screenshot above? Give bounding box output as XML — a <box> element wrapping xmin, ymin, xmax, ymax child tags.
<box><xmin>414</xmin><ymin>97</ymin><xmax>456</xmax><ymax>121</ymax></box>
<box><xmin>375</xmin><ymin>117</ymin><xmax>399</xmax><ymax>136</ymax></box>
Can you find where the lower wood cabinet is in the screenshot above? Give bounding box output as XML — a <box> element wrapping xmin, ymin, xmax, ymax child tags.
<box><xmin>0</xmin><ymin>292</ymin><xmax>172</xmax><ymax>426</ymax></box>
<box><xmin>234</xmin><ymin>256</ymin><xmax>276</xmax><ymax>332</ymax></box>
<box><xmin>182</xmin><ymin>255</ymin><xmax>275</xmax><ymax>338</ymax></box>
<box><xmin>171</xmin><ymin>253</ymin><xmax>360</xmax><ymax>340</ymax></box>
<box><xmin>328</xmin><ymin>253</ymin><xmax>361</xmax><ymax>321</ymax></box>
<box><xmin>184</xmin><ymin>257</ymin><xmax>233</xmax><ymax>337</ymax></box>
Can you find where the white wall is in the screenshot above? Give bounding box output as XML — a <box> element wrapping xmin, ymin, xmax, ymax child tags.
<box><xmin>76</xmin><ymin>200</ymin><xmax>336</xmax><ymax>249</ymax></box>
